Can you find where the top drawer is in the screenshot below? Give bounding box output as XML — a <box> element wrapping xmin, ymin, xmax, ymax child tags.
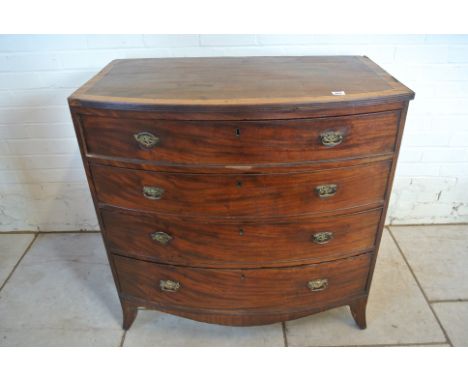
<box><xmin>80</xmin><ymin>110</ymin><xmax>400</xmax><ymax>165</ymax></box>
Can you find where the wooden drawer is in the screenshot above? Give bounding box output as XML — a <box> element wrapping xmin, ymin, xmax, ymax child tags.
<box><xmin>92</xmin><ymin>160</ymin><xmax>390</xmax><ymax>218</ymax></box>
<box><xmin>114</xmin><ymin>253</ymin><xmax>371</xmax><ymax>313</ymax></box>
<box><xmin>102</xmin><ymin>208</ymin><xmax>382</xmax><ymax>267</ymax></box>
<box><xmin>81</xmin><ymin>111</ymin><xmax>400</xmax><ymax>165</ymax></box>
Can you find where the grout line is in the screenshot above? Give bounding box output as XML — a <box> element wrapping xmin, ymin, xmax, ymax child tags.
<box><xmin>39</xmin><ymin>230</ymin><xmax>101</xmax><ymax>234</ymax></box>
<box><xmin>119</xmin><ymin>330</ymin><xmax>127</xmax><ymax>347</ymax></box>
<box><xmin>387</xmin><ymin>227</ymin><xmax>454</xmax><ymax>347</ymax></box>
<box><xmin>429</xmin><ymin>299</ymin><xmax>468</xmax><ymax>304</ymax></box>
<box><xmin>281</xmin><ymin>322</ymin><xmax>288</xmax><ymax>347</ymax></box>
<box><xmin>0</xmin><ymin>230</ymin><xmax>101</xmax><ymax>234</ymax></box>
<box><xmin>0</xmin><ymin>233</ymin><xmax>38</xmax><ymax>293</ymax></box>
<box><xmin>388</xmin><ymin>222</ymin><xmax>468</xmax><ymax>227</ymax></box>
<box><xmin>334</xmin><ymin>341</ymin><xmax>450</xmax><ymax>347</ymax></box>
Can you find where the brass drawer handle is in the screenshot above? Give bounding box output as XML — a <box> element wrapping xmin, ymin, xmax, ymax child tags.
<box><xmin>134</xmin><ymin>132</ymin><xmax>160</xmax><ymax>149</ymax></box>
<box><xmin>315</xmin><ymin>184</ymin><xmax>337</xmax><ymax>198</ymax></box>
<box><xmin>151</xmin><ymin>231</ymin><xmax>173</xmax><ymax>245</ymax></box>
<box><xmin>160</xmin><ymin>279</ymin><xmax>180</xmax><ymax>292</ymax></box>
<box><xmin>320</xmin><ymin>131</ymin><xmax>343</xmax><ymax>147</ymax></box>
<box><xmin>312</xmin><ymin>231</ymin><xmax>333</xmax><ymax>244</ymax></box>
<box><xmin>143</xmin><ymin>186</ymin><xmax>164</xmax><ymax>200</ymax></box>
<box><xmin>307</xmin><ymin>278</ymin><xmax>328</xmax><ymax>292</ymax></box>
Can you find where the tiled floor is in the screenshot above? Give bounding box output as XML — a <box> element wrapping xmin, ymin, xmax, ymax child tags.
<box><xmin>0</xmin><ymin>226</ymin><xmax>466</xmax><ymax>346</ymax></box>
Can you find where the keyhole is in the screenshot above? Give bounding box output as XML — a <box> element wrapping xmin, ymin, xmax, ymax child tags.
<box><xmin>239</xmin><ymin>228</ymin><xmax>244</xmax><ymax>236</ymax></box>
<box><xmin>236</xmin><ymin>180</ymin><xmax>243</xmax><ymax>188</ymax></box>
<box><xmin>235</xmin><ymin>128</ymin><xmax>241</xmax><ymax>137</ymax></box>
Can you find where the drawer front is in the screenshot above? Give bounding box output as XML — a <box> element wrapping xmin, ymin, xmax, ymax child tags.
<box><xmin>102</xmin><ymin>208</ymin><xmax>381</xmax><ymax>267</ymax></box>
<box><xmin>92</xmin><ymin>160</ymin><xmax>390</xmax><ymax>217</ymax></box>
<box><xmin>81</xmin><ymin>111</ymin><xmax>399</xmax><ymax>165</ymax></box>
<box><xmin>114</xmin><ymin>253</ymin><xmax>371</xmax><ymax>312</ymax></box>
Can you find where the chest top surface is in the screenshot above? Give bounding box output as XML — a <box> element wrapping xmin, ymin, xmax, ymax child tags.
<box><xmin>69</xmin><ymin>56</ymin><xmax>414</xmax><ymax>111</ymax></box>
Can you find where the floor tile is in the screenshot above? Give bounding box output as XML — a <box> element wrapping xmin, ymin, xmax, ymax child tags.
<box><xmin>124</xmin><ymin>310</ymin><xmax>285</xmax><ymax>347</ymax></box>
<box><xmin>0</xmin><ymin>328</ymin><xmax>122</xmax><ymax>347</ymax></box>
<box><xmin>390</xmin><ymin>225</ymin><xmax>468</xmax><ymax>300</ymax></box>
<box><xmin>432</xmin><ymin>302</ymin><xmax>468</xmax><ymax>347</ymax></box>
<box><xmin>284</xmin><ymin>229</ymin><xmax>446</xmax><ymax>346</ymax></box>
<box><xmin>23</xmin><ymin>233</ymin><xmax>107</xmax><ymax>265</ymax></box>
<box><xmin>0</xmin><ymin>234</ymin><xmax>35</xmax><ymax>287</ymax></box>
<box><xmin>0</xmin><ymin>233</ymin><xmax>123</xmax><ymax>346</ymax></box>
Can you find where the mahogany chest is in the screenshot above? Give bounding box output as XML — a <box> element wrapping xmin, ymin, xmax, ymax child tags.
<box><xmin>68</xmin><ymin>56</ymin><xmax>414</xmax><ymax>329</ymax></box>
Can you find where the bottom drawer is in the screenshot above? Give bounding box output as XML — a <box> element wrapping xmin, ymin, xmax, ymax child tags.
<box><xmin>114</xmin><ymin>253</ymin><xmax>371</xmax><ymax>314</ymax></box>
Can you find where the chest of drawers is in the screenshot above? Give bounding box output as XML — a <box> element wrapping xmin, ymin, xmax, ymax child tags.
<box><xmin>69</xmin><ymin>56</ymin><xmax>414</xmax><ymax>329</ymax></box>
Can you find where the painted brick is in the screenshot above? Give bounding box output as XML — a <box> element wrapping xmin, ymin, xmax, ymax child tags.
<box><xmin>402</xmin><ymin>130</ymin><xmax>451</xmax><ymax>147</ymax></box>
<box><xmin>395</xmin><ymin>163</ymin><xmax>441</xmax><ymax>177</ymax></box>
<box><xmin>143</xmin><ymin>35</ymin><xmax>199</xmax><ymax>48</ymax></box>
<box><xmin>0</xmin><ymin>168</ymin><xmax>85</xmax><ymax>184</ymax></box>
<box><xmin>438</xmin><ymin>178</ymin><xmax>468</xmax><ymax>203</ymax></box>
<box><xmin>38</xmin><ymin>70</ymin><xmax>98</xmax><ymax>88</ymax></box>
<box><xmin>403</xmin><ymin>64</ymin><xmax>468</xmax><ymax>81</ymax></box>
<box><xmin>421</xmin><ymin>148</ymin><xmax>468</xmax><ymax>162</ymax></box>
<box><xmin>439</xmin><ymin>163</ymin><xmax>468</xmax><ymax>176</ymax></box>
<box><xmin>258</xmin><ymin>35</ymin><xmax>425</xmax><ymax>46</ymax></box>
<box><xmin>200</xmin><ymin>35</ymin><xmax>257</xmax><ymax>46</ymax></box>
<box><xmin>448</xmin><ymin>46</ymin><xmax>468</xmax><ymax>63</ymax></box>
<box><xmin>0</xmin><ymin>140</ymin><xmax>11</xmax><ymax>154</ymax></box>
<box><xmin>86</xmin><ymin>35</ymin><xmax>145</xmax><ymax>49</ymax></box>
<box><xmin>0</xmin><ymin>53</ymin><xmax>61</xmax><ymax>72</ymax></box>
<box><xmin>6</xmin><ymin>138</ymin><xmax>79</xmax><ymax>155</ymax></box>
<box><xmin>0</xmin><ymin>154</ymin><xmax>82</xmax><ymax>170</ymax></box>
<box><xmin>0</xmin><ymin>35</ymin><xmax>88</xmax><ymax>52</ymax></box>
<box><xmin>59</xmin><ymin>51</ymin><xmax>123</xmax><ymax>70</ymax></box>
<box><xmin>449</xmin><ymin>132</ymin><xmax>468</xmax><ymax>147</ymax></box>
<box><xmin>0</xmin><ymin>72</ymin><xmax>45</xmax><ymax>90</ymax></box>
<box><xmin>0</xmin><ymin>89</ymin><xmax>73</xmax><ymax>107</ymax></box>
<box><xmin>398</xmin><ymin>148</ymin><xmax>424</xmax><ymax>162</ymax></box>
<box><xmin>0</xmin><ymin>125</ymin><xmax>30</xmax><ymax>139</ymax></box>
<box><xmin>394</xmin><ymin>45</ymin><xmax>448</xmax><ymax>63</ymax></box>
<box><xmin>211</xmin><ymin>46</ymin><xmax>285</xmax><ymax>57</ymax></box>
<box><xmin>280</xmin><ymin>45</ymin><xmax>395</xmax><ymax>63</ymax></box>
<box><xmin>169</xmin><ymin>47</ymin><xmax>230</xmax><ymax>58</ymax></box>
<box><xmin>425</xmin><ymin>35</ymin><xmax>468</xmax><ymax>44</ymax></box>
<box><xmin>404</xmin><ymin>115</ymin><xmax>431</xmax><ymax>130</ymax></box>
<box><xmin>0</xmin><ymin>106</ymin><xmax>71</xmax><ymax>124</ymax></box>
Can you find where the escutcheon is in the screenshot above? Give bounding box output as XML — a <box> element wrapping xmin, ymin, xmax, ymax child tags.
<box><xmin>315</xmin><ymin>184</ymin><xmax>337</xmax><ymax>198</ymax></box>
<box><xmin>160</xmin><ymin>279</ymin><xmax>181</xmax><ymax>292</ymax></box>
<box><xmin>143</xmin><ymin>186</ymin><xmax>165</xmax><ymax>200</ymax></box>
<box><xmin>320</xmin><ymin>131</ymin><xmax>343</xmax><ymax>147</ymax></box>
<box><xmin>151</xmin><ymin>231</ymin><xmax>173</xmax><ymax>245</ymax></box>
<box><xmin>307</xmin><ymin>278</ymin><xmax>328</xmax><ymax>292</ymax></box>
<box><xmin>312</xmin><ymin>231</ymin><xmax>334</xmax><ymax>244</ymax></box>
<box><xmin>134</xmin><ymin>131</ymin><xmax>160</xmax><ymax>149</ymax></box>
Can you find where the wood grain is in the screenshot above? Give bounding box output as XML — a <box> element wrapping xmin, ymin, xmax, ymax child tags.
<box><xmin>101</xmin><ymin>207</ymin><xmax>382</xmax><ymax>268</ymax></box>
<box><xmin>91</xmin><ymin>160</ymin><xmax>391</xmax><ymax>218</ymax></box>
<box><xmin>69</xmin><ymin>57</ymin><xmax>414</xmax><ymax>111</ymax></box>
<box><xmin>114</xmin><ymin>252</ymin><xmax>371</xmax><ymax>313</ymax></box>
<box><xmin>81</xmin><ymin>110</ymin><xmax>400</xmax><ymax>165</ymax></box>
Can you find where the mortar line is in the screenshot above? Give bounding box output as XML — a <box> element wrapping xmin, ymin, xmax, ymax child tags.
<box><xmin>281</xmin><ymin>322</ymin><xmax>288</xmax><ymax>347</ymax></box>
<box><xmin>0</xmin><ymin>233</ymin><xmax>38</xmax><ymax>293</ymax></box>
<box><xmin>388</xmin><ymin>227</ymin><xmax>454</xmax><ymax>347</ymax></box>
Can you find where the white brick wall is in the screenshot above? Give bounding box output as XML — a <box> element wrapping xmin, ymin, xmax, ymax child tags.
<box><xmin>1</xmin><ymin>34</ymin><xmax>468</xmax><ymax>231</ymax></box>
